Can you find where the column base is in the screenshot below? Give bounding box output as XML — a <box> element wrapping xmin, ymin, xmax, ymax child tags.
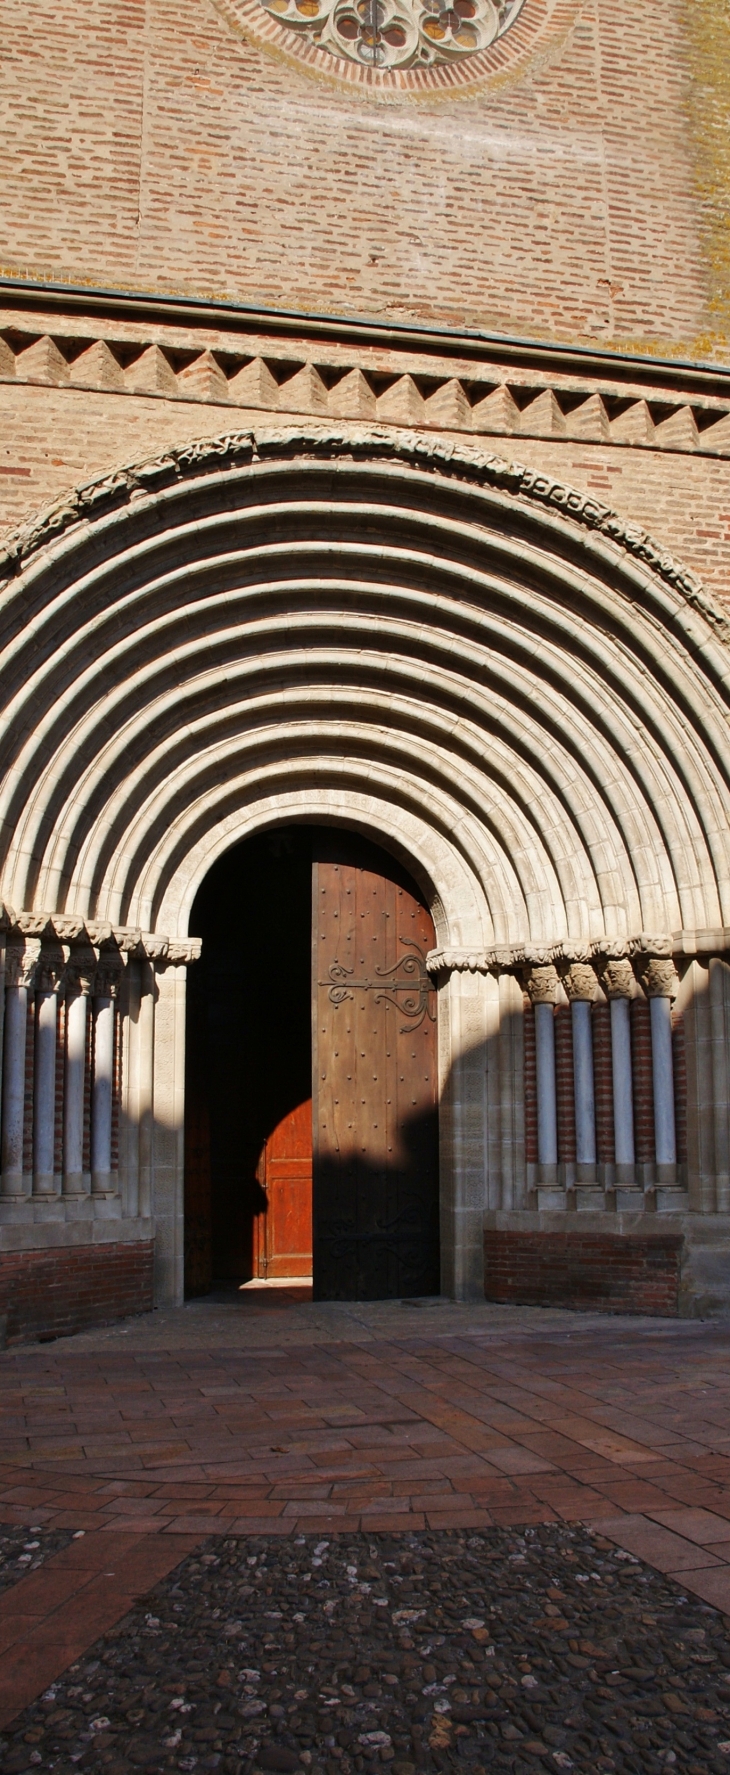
<box><xmin>537</xmin><ymin>1186</ymin><xmax>567</xmax><ymax>1211</ymax></box>
<box><xmin>62</xmin><ymin>1172</ymin><xmax>89</xmax><ymax>1197</ymax></box>
<box><xmin>615</xmin><ymin>1187</ymin><xmax>649</xmax><ymax>1212</ymax></box>
<box><xmin>656</xmin><ymin>1187</ymin><xmax>690</xmax><ymax>1213</ymax></box>
<box><xmin>574</xmin><ymin>1186</ymin><xmax>607</xmax><ymax>1211</ymax></box>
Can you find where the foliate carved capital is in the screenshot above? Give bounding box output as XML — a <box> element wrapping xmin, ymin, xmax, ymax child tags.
<box><xmin>63</xmin><ymin>945</ymin><xmax>99</xmax><ymax>998</ymax></box>
<box><xmin>94</xmin><ymin>961</ymin><xmax>123</xmax><ymax>999</ymax></box>
<box><xmin>597</xmin><ymin>958</ymin><xmax>635</xmax><ymax>999</ymax></box>
<box><xmin>36</xmin><ymin>943</ymin><xmax>66</xmax><ymax>994</ymax></box>
<box><xmin>5</xmin><ymin>939</ymin><xmax>42</xmax><ymax>990</ymax></box>
<box><xmin>163</xmin><ymin>940</ymin><xmax>202</xmax><ymax>966</ymax></box>
<box><xmin>560</xmin><ymin>963</ymin><xmax>598</xmax><ymax>1002</ymax></box>
<box><xmin>638</xmin><ymin>958</ymin><xmax>680</xmax><ymax>999</ymax></box>
<box><xmin>524</xmin><ymin>964</ymin><xmax>560</xmax><ymax>1005</ymax></box>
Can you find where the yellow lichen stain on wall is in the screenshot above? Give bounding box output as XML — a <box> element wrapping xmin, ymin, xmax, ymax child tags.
<box><xmin>684</xmin><ymin>0</ymin><xmax>730</xmax><ymax>355</ymax></box>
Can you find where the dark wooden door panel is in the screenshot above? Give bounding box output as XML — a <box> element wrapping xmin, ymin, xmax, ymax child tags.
<box><xmin>313</xmin><ymin>836</ymin><xmax>439</xmax><ymax>1300</ymax></box>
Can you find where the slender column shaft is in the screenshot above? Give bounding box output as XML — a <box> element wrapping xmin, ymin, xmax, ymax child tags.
<box><xmin>572</xmin><ymin>999</ymin><xmax>596</xmax><ymax>1166</ymax></box>
<box><xmin>33</xmin><ymin>990</ymin><xmax>58</xmax><ymax>1193</ymax></box>
<box><xmin>1</xmin><ymin>984</ymin><xmax>28</xmax><ymax>1194</ymax></box>
<box><xmin>91</xmin><ymin>995</ymin><xmax>114</xmax><ymax>1190</ymax></box>
<box><xmin>534</xmin><ymin>1001</ymin><xmax>558</xmax><ymax>1167</ymax></box>
<box><xmin>610</xmin><ymin>995</ymin><xmax>635</xmax><ymax>1166</ymax></box>
<box><xmin>650</xmin><ymin>995</ymin><xmax>677</xmax><ymax>1166</ymax></box>
<box><xmin>63</xmin><ymin>991</ymin><xmax>88</xmax><ymax>1191</ymax></box>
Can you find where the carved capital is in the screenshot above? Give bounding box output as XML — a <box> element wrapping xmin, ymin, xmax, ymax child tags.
<box><xmin>524</xmin><ymin>964</ymin><xmax>560</xmax><ymax>1005</ymax></box>
<box><xmin>158</xmin><ymin>939</ymin><xmax>203</xmax><ymax>967</ymax></box>
<box><xmin>638</xmin><ymin>957</ymin><xmax>679</xmax><ymax>999</ymax></box>
<box><xmin>426</xmin><ymin>947</ymin><xmax>489</xmax><ymax>978</ymax></box>
<box><xmin>5</xmin><ymin>938</ymin><xmax>42</xmax><ymax>990</ymax></box>
<box><xmin>36</xmin><ymin>943</ymin><xmax>66</xmax><ymax>994</ymax></box>
<box><xmin>63</xmin><ymin>945</ymin><xmax>99</xmax><ymax>997</ymax></box>
<box><xmin>597</xmin><ymin>957</ymin><xmax>635</xmax><ymax>999</ymax></box>
<box><xmin>560</xmin><ymin>963</ymin><xmax>598</xmax><ymax>1003</ymax></box>
<box><xmin>94</xmin><ymin>961</ymin><xmax>123</xmax><ymax>999</ymax></box>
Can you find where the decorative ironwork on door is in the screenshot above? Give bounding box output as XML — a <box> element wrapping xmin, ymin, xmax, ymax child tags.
<box><xmin>322</xmin><ymin>937</ymin><xmax>436</xmax><ymax>1031</ymax></box>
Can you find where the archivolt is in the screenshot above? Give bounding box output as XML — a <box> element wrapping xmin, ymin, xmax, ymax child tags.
<box><xmin>1</xmin><ymin>423</ymin><xmax>730</xmax><ymax>947</ymax></box>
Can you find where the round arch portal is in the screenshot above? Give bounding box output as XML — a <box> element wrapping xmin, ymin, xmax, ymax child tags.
<box><xmin>1</xmin><ymin>425</ymin><xmax>730</xmax><ymax>1311</ymax></box>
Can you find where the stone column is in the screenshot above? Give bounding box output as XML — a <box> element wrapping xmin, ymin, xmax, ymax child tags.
<box><xmin>562</xmin><ymin>964</ymin><xmax>597</xmax><ymax>1176</ymax></box>
<box><xmin>601</xmin><ymin>959</ymin><xmax>636</xmax><ymax>1182</ymax></box>
<box><xmin>90</xmin><ymin>962</ymin><xmax>121</xmax><ymax>1197</ymax></box>
<box><xmin>641</xmin><ymin>958</ymin><xmax>679</xmax><ymax>1182</ymax></box>
<box><xmin>525</xmin><ymin>966</ymin><xmax>559</xmax><ymax>1183</ymax></box>
<box><xmin>33</xmin><ymin>952</ymin><xmax>63</xmax><ymax>1196</ymax></box>
<box><xmin>63</xmin><ymin>957</ymin><xmax>95</xmax><ymax>1196</ymax></box>
<box><xmin>1</xmin><ymin>941</ymin><xmax>40</xmax><ymax>1199</ymax></box>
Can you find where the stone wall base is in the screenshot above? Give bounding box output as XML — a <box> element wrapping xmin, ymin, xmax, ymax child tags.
<box><xmin>0</xmin><ymin>1241</ymin><xmax>154</xmax><ymax>1344</ymax></box>
<box><xmin>484</xmin><ymin>1227</ymin><xmax>683</xmax><ymax>1315</ymax></box>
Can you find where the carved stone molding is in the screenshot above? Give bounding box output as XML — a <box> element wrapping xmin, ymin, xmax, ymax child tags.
<box><xmin>426</xmin><ymin>928</ymin><xmax>730</xmax><ymax>981</ymax></box>
<box><xmin>0</xmin><ymin>911</ymin><xmax>201</xmax><ymax>969</ymax></box>
<box><xmin>0</xmin><ymin>425</ymin><xmax>722</xmax><ymax>636</ymax></box>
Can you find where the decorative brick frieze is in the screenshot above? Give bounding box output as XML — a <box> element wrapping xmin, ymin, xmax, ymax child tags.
<box><xmin>3</xmin><ymin>317</ymin><xmax>730</xmax><ymax>462</ymax></box>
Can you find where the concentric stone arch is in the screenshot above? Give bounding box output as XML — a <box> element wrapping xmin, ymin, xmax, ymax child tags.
<box><xmin>1</xmin><ymin>422</ymin><xmax>729</xmax><ymax>953</ymax></box>
<box><xmin>2</xmin><ymin>422</ymin><xmax>730</xmax><ymax>1305</ymax></box>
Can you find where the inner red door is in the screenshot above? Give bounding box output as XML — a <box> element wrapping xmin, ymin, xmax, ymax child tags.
<box><xmin>253</xmin><ymin>1099</ymin><xmax>313</xmax><ymax>1278</ymax></box>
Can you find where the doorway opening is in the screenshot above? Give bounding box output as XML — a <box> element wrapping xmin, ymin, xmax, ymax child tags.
<box><xmin>184</xmin><ymin>826</ymin><xmax>439</xmax><ymax>1301</ymax></box>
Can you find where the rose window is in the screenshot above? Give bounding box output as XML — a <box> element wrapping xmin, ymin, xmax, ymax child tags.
<box><xmin>260</xmin><ymin>0</ymin><xmax>527</xmax><ymax>68</ymax></box>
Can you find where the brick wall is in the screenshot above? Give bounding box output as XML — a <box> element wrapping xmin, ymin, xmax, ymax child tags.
<box><xmin>484</xmin><ymin>1227</ymin><xmax>683</xmax><ymax>1314</ymax></box>
<box><xmin>0</xmin><ymin>0</ymin><xmax>712</xmax><ymax>353</ymax></box>
<box><xmin>0</xmin><ymin>1242</ymin><xmax>154</xmax><ymax>1344</ymax></box>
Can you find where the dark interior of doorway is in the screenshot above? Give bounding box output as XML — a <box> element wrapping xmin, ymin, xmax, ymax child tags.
<box><xmin>184</xmin><ymin>825</ymin><xmax>439</xmax><ymax>1300</ymax></box>
<box><xmin>185</xmin><ymin>827</ymin><xmax>312</xmax><ymax>1294</ymax></box>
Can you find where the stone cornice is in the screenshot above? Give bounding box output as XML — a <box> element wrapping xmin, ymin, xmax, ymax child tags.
<box><xmin>427</xmin><ymin>929</ymin><xmax>730</xmax><ymax>976</ymax></box>
<box><xmin>0</xmin><ymin>424</ymin><xmax>721</xmax><ymax>634</ymax></box>
<box><xmin>0</xmin><ymin>909</ymin><xmax>201</xmax><ymax>966</ymax></box>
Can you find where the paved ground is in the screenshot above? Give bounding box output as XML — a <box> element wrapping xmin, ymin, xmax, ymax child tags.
<box><xmin>2</xmin><ymin>1291</ymin><xmax>730</xmax><ymax>1762</ymax></box>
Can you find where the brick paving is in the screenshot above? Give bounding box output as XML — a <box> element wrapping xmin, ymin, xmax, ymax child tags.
<box><xmin>2</xmin><ymin>1294</ymin><xmax>730</xmax><ymax>1734</ymax></box>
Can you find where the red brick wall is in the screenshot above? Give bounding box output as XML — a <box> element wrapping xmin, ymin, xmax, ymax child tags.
<box><xmin>0</xmin><ymin>0</ymin><xmax>708</xmax><ymax>352</ymax></box>
<box><xmin>0</xmin><ymin>1242</ymin><xmax>153</xmax><ymax>1345</ymax></box>
<box><xmin>592</xmin><ymin>1002</ymin><xmax>615</xmax><ymax>1166</ymax></box>
<box><xmin>554</xmin><ymin>1004</ymin><xmax>576</xmax><ymax>1166</ymax></box>
<box><xmin>484</xmin><ymin>1227</ymin><xmax>683</xmax><ymax>1315</ymax></box>
<box><xmin>631</xmin><ymin>998</ymin><xmax>655</xmax><ymax>1165</ymax></box>
<box><xmin>523</xmin><ymin>995</ymin><xmax>538</xmax><ymax>1166</ymax></box>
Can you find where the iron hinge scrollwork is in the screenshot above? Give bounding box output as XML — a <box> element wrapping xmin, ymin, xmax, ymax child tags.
<box><xmin>321</xmin><ymin>938</ymin><xmax>436</xmax><ymax>1031</ymax></box>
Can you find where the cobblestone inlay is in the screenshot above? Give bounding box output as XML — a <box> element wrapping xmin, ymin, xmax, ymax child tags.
<box><xmin>0</xmin><ymin>1526</ymin><xmax>74</xmax><ymax>1598</ymax></box>
<box><xmin>2</xmin><ymin>1527</ymin><xmax>730</xmax><ymax>1775</ymax></box>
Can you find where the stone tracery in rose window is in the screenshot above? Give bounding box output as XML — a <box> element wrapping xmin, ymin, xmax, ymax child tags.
<box><xmin>260</xmin><ymin>0</ymin><xmax>527</xmax><ymax>69</ymax></box>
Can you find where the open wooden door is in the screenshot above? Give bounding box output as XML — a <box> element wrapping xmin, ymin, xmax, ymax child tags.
<box><xmin>312</xmin><ymin>834</ymin><xmax>439</xmax><ymax>1300</ymax></box>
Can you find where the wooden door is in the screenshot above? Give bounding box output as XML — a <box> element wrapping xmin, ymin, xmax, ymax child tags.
<box><xmin>253</xmin><ymin>1099</ymin><xmax>313</xmax><ymax>1278</ymax></box>
<box><xmin>312</xmin><ymin>836</ymin><xmax>439</xmax><ymax>1300</ymax></box>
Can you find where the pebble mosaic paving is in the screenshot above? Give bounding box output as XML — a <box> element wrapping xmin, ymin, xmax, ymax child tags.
<box><xmin>3</xmin><ymin>1526</ymin><xmax>730</xmax><ymax>1775</ymax></box>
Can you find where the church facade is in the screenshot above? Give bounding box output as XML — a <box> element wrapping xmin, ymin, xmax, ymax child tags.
<box><xmin>1</xmin><ymin>0</ymin><xmax>730</xmax><ymax>1338</ymax></box>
